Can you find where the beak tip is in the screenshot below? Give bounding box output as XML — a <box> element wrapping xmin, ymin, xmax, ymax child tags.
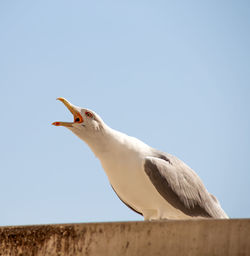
<box><xmin>52</xmin><ymin>122</ymin><xmax>60</xmax><ymax>126</ymax></box>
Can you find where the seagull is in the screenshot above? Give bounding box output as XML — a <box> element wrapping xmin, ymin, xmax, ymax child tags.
<box><xmin>52</xmin><ymin>97</ymin><xmax>228</xmax><ymax>220</ymax></box>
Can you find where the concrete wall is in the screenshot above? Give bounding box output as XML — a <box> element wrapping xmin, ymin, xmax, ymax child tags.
<box><xmin>0</xmin><ymin>219</ymin><xmax>249</xmax><ymax>256</ymax></box>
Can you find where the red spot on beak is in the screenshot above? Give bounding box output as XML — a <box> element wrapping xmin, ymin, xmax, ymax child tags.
<box><xmin>52</xmin><ymin>122</ymin><xmax>60</xmax><ymax>126</ymax></box>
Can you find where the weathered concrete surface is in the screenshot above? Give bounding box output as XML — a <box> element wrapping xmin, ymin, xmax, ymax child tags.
<box><xmin>0</xmin><ymin>219</ymin><xmax>249</xmax><ymax>256</ymax></box>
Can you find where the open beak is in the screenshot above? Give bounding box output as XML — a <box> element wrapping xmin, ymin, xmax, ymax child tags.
<box><xmin>52</xmin><ymin>97</ymin><xmax>83</xmax><ymax>127</ymax></box>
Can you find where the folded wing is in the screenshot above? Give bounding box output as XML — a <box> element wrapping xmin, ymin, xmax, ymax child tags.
<box><xmin>144</xmin><ymin>155</ymin><xmax>228</xmax><ymax>218</ymax></box>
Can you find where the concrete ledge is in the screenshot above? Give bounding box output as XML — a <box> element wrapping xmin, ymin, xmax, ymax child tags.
<box><xmin>0</xmin><ymin>219</ymin><xmax>249</xmax><ymax>256</ymax></box>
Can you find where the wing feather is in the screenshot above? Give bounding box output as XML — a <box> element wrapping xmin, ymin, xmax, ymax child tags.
<box><xmin>144</xmin><ymin>155</ymin><xmax>228</xmax><ymax>218</ymax></box>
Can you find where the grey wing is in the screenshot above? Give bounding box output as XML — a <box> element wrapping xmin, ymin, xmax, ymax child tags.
<box><xmin>144</xmin><ymin>155</ymin><xmax>228</xmax><ymax>218</ymax></box>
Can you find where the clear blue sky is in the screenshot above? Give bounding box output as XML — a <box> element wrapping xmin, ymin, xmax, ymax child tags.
<box><xmin>0</xmin><ymin>1</ymin><xmax>249</xmax><ymax>226</ymax></box>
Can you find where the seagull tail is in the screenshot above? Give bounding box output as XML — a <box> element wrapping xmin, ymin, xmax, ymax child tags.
<box><xmin>209</xmin><ymin>193</ymin><xmax>229</xmax><ymax>219</ymax></box>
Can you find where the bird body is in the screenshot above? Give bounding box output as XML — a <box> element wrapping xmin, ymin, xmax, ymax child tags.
<box><xmin>92</xmin><ymin>128</ymin><xmax>189</xmax><ymax>220</ymax></box>
<box><xmin>53</xmin><ymin>98</ymin><xmax>228</xmax><ymax>220</ymax></box>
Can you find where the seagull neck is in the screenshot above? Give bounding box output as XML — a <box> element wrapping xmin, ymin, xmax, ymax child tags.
<box><xmin>82</xmin><ymin>125</ymin><xmax>119</xmax><ymax>158</ymax></box>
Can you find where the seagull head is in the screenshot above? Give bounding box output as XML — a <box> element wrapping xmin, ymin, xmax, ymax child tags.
<box><xmin>52</xmin><ymin>97</ymin><xmax>105</xmax><ymax>142</ymax></box>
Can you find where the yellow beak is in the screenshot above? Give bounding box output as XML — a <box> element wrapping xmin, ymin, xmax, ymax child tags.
<box><xmin>52</xmin><ymin>97</ymin><xmax>83</xmax><ymax>127</ymax></box>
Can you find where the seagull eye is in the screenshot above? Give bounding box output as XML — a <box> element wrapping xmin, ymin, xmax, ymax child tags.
<box><xmin>85</xmin><ymin>111</ymin><xmax>93</xmax><ymax>118</ymax></box>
